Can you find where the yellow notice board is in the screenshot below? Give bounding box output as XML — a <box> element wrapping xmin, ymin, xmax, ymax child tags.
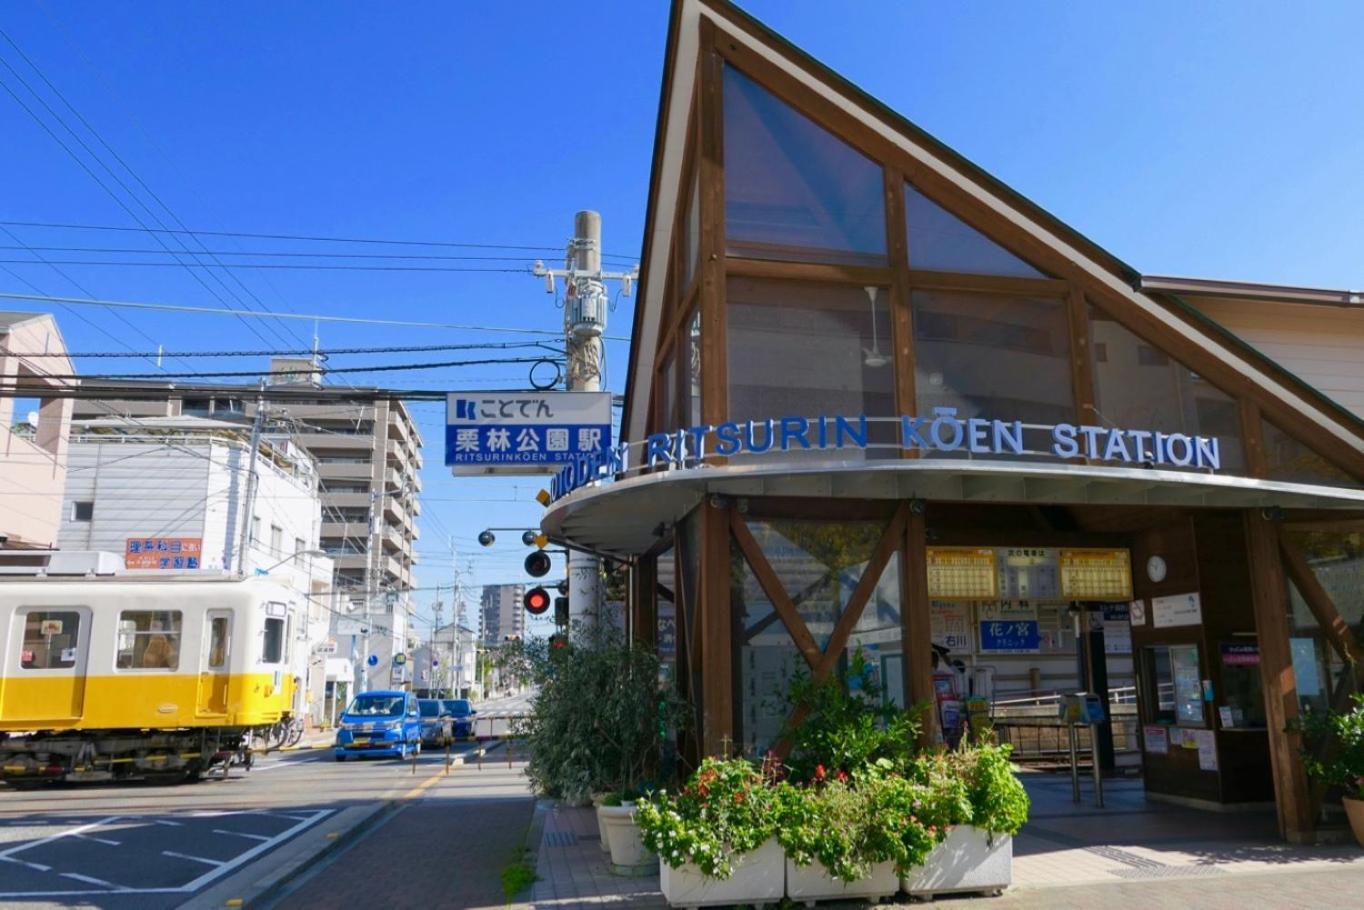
<box><xmin>1059</xmin><ymin>548</ymin><xmax>1133</xmax><ymax>600</ymax></box>
<box><xmin>926</xmin><ymin>547</ymin><xmax>998</xmax><ymax>599</ymax></box>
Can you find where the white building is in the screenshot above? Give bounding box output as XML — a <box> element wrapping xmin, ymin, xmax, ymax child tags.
<box><xmin>410</xmin><ymin>623</ymin><xmax>478</xmax><ymax>698</ymax></box>
<box><xmin>480</xmin><ymin>583</ymin><xmax>525</xmax><ymax>645</ymax></box>
<box><xmin>56</xmin><ymin>415</ymin><xmax>340</xmax><ymax>724</ymax></box>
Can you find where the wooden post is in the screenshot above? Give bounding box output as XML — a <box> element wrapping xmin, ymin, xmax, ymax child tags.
<box><xmin>631</xmin><ymin>556</ymin><xmax>659</xmax><ymax>649</ymax></box>
<box><xmin>700</xmin><ymin>499</ymin><xmax>734</xmax><ymax>757</ymax></box>
<box><xmin>1244</xmin><ymin>510</ymin><xmax>1314</xmax><ymax>843</ymax></box>
<box><xmin>902</xmin><ymin>506</ymin><xmax>937</xmax><ymax>746</ymax></box>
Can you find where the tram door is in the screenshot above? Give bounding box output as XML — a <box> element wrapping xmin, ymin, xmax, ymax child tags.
<box><xmin>196</xmin><ymin>610</ymin><xmax>232</xmax><ymax>716</ymax></box>
<box><xmin>3</xmin><ymin>608</ymin><xmax>89</xmax><ymax>723</ymax></box>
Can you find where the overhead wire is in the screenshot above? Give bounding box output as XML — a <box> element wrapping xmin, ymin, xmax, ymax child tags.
<box><xmin>21</xmin><ymin>340</ymin><xmax>562</xmax><ymax>359</ymax></box>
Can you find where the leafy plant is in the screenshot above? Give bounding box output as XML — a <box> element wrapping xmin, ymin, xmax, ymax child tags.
<box><xmin>504</xmin><ymin>623</ymin><xmax>687</xmax><ymax>802</ymax></box>
<box><xmin>951</xmin><ymin>743</ymin><xmax>1030</xmax><ymax>836</ymax></box>
<box><xmin>1292</xmin><ymin>694</ymin><xmax>1364</xmax><ymax>800</ymax></box>
<box><xmin>634</xmin><ymin>757</ymin><xmax>779</xmax><ymax>879</ymax></box>
<box><xmin>499</xmin><ymin>847</ymin><xmax>537</xmax><ymax>898</ymax></box>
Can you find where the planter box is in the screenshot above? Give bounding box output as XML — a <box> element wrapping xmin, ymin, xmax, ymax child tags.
<box><xmin>901</xmin><ymin>826</ymin><xmax>1011</xmax><ymax>898</ymax></box>
<box><xmin>659</xmin><ymin>837</ymin><xmax>784</xmax><ymax>909</ymax></box>
<box><xmin>785</xmin><ymin>857</ymin><xmax>898</xmax><ymax>905</ymax></box>
<box><xmin>597</xmin><ymin>804</ymin><xmax>656</xmax><ymax>874</ymax></box>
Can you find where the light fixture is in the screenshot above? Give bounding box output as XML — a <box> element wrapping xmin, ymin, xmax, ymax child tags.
<box><xmin>862</xmin><ymin>286</ymin><xmax>889</xmax><ymax>369</ymax></box>
<box><xmin>477</xmin><ymin>530</ymin><xmax>496</xmax><ymax>547</ymax></box>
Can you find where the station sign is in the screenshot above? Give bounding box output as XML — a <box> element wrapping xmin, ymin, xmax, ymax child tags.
<box><xmin>126</xmin><ymin>537</ymin><xmax>202</xmax><ymax>569</ymax></box>
<box><xmin>446</xmin><ymin>391</ymin><xmax>612</xmax><ymax>476</ymax></box>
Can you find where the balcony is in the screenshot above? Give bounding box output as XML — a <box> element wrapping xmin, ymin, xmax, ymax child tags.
<box><xmin>295</xmin><ymin>431</ymin><xmax>373</xmax><ymax>453</ymax></box>
<box><xmin>276</xmin><ymin>402</ymin><xmax>378</xmax><ymax>420</ymax></box>
<box><xmin>329</xmin><ymin>553</ymin><xmax>371</xmax><ymax>571</ymax></box>
<box><xmin>324</xmin><ymin>492</ymin><xmax>373</xmax><ymax>509</ymax></box>
<box><xmin>318</xmin><ymin>460</ymin><xmax>375</xmax><ymax>481</ymax></box>
<box><xmin>321</xmin><ymin>521</ymin><xmax>370</xmax><ymax>540</ymax></box>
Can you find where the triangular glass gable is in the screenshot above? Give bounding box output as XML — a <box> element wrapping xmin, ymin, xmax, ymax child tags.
<box><xmin>1263</xmin><ymin>419</ymin><xmax>1358</xmax><ymax>488</ymax></box>
<box><xmin>905</xmin><ymin>183</ymin><xmax>1045</xmax><ymax>278</ymax></box>
<box><xmin>724</xmin><ymin>66</ymin><xmax>886</xmax><ymax>265</ymax></box>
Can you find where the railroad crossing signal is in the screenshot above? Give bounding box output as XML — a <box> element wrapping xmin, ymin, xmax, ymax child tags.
<box><xmin>524</xmin><ymin>586</ymin><xmax>551</xmax><ymax>615</ymax></box>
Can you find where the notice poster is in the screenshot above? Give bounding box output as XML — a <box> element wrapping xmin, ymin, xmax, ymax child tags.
<box><xmin>1101</xmin><ymin>603</ymin><xmax>1132</xmax><ymax>654</ymax></box>
<box><xmin>1152</xmin><ymin>592</ymin><xmax>1203</xmax><ymax>628</ymax></box>
<box><xmin>1191</xmin><ymin>729</ymin><xmax>1219</xmax><ymax>771</ymax></box>
<box><xmin>929</xmin><ymin>601</ymin><xmax>972</xmax><ymax>652</ymax></box>
<box><xmin>1220</xmin><ymin>642</ymin><xmax>1260</xmax><ymax>667</ymax></box>
<box><xmin>978</xmin><ymin>602</ymin><xmax>1041</xmax><ymax>653</ymax></box>
<box><xmin>1143</xmin><ymin>725</ymin><xmax>1169</xmax><ymax>755</ymax></box>
<box><xmin>997</xmin><ymin>547</ymin><xmax>1059</xmax><ymax>599</ymax></box>
<box><xmin>126</xmin><ymin>537</ymin><xmax>203</xmax><ymax>570</ymax></box>
<box><xmin>926</xmin><ymin>548</ymin><xmax>997</xmax><ymax>599</ymax></box>
<box><xmin>1059</xmin><ymin>548</ymin><xmax>1133</xmax><ymax>600</ymax></box>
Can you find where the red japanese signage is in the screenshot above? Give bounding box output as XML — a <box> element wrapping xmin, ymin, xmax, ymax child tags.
<box><xmin>125</xmin><ymin>537</ymin><xmax>203</xmax><ymax>569</ymax></box>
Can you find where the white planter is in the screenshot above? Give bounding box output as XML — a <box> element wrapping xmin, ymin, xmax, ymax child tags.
<box><xmin>597</xmin><ymin>804</ymin><xmax>655</xmax><ymax>872</ymax></box>
<box><xmin>901</xmin><ymin>825</ymin><xmax>1012</xmax><ymax>898</ymax></box>
<box><xmin>659</xmin><ymin>837</ymin><xmax>784</xmax><ymax>908</ymax></box>
<box><xmin>785</xmin><ymin>857</ymin><xmax>898</xmax><ymax>905</ymax></box>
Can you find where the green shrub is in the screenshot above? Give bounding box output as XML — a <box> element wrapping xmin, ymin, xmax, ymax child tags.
<box><xmin>1293</xmin><ymin>693</ymin><xmax>1364</xmax><ymax>800</ymax></box>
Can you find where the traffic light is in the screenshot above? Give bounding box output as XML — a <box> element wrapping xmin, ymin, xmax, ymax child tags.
<box><xmin>524</xmin><ymin>550</ymin><xmax>552</xmax><ymax>578</ymax></box>
<box><xmin>554</xmin><ymin>595</ymin><xmax>569</xmax><ymax>626</ymax></box>
<box><xmin>524</xmin><ymin>586</ymin><xmax>551</xmax><ymax>615</ymax></box>
<box><xmin>549</xmin><ymin>632</ymin><xmax>568</xmax><ymax>650</ymax></box>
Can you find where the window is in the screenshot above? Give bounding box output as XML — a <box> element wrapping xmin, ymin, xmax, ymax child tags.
<box><xmin>270</xmin><ymin>525</ymin><xmax>283</xmax><ymax>556</ymax></box>
<box><xmin>724</xmin><ymin>66</ymin><xmax>886</xmax><ymax>265</ymax></box>
<box><xmin>250</xmin><ymin>516</ymin><xmax>261</xmax><ymax>543</ymax></box>
<box><xmin>262</xmin><ymin>617</ymin><xmax>285</xmax><ymax>664</ymax></box>
<box><xmin>208</xmin><ymin>616</ymin><xmax>230</xmax><ymax>669</ymax></box>
<box><xmin>1263</xmin><ymin>419</ymin><xmax>1358</xmax><ymax>488</ymax></box>
<box><xmin>71</xmin><ymin>501</ymin><xmax>94</xmax><ymax>522</ymax></box>
<box><xmin>904</xmin><ymin>183</ymin><xmax>1044</xmax><ymax>277</ymax></box>
<box><xmin>1143</xmin><ymin>644</ymin><xmax>1203</xmax><ymax>727</ymax></box>
<box><xmin>913</xmin><ymin>290</ymin><xmax>1073</xmax><ymax>457</ymax></box>
<box><xmin>19</xmin><ymin>610</ymin><xmax>81</xmax><ymax>669</ymax></box>
<box><xmin>116</xmin><ymin>611</ymin><xmax>183</xmax><ymax>670</ymax></box>
<box><xmin>294</xmin><ymin>537</ymin><xmax>306</xmax><ymax>555</ymax></box>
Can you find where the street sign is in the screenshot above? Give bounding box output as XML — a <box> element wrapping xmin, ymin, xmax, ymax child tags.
<box><xmin>394</xmin><ymin>653</ymin><xmax>407</xmax><ymax>666</ymax></box>
<box><xmin>367</xmin><ymin>654</ymin><xmax>379</xmax><ymax>667</ymax></box>
<box><xmin>336</xmin><ymin>619</ymin><xmax>366</xmax><ymax>636</ymax></box>
<box><xmin>445</xmin><ymin>391</ymin><xmax>612</xmax><ymax>476</ymax></box>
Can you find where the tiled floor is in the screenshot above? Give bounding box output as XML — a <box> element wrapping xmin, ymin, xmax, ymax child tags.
<box><xmin>521</xmin><ymin>770</ymin><xmax>1364</xmax><ymax>908</ymax></box>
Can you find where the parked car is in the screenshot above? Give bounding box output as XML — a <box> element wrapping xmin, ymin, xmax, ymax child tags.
<box><xmin>441</xmin><ymin>698</ymin><xmax>476</xmax><ymax>739</ymax></box>
<box><xmin>418</xmin><ymin>698</ymin><xmax>449</xmax><ymax>746</ymax></box>
<box><xmin>333</xmin><ymin>691</ymin><xmax>422</xmax><ymax>760</ymax></box>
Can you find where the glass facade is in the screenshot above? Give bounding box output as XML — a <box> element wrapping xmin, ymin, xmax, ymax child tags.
<box><xmin>913</xmin><ymin>290</ymin><xmax>1074</xmax><ymax>458</ymax></box>
<box><xmin>727</xmin><ymin>277</ymin><xmax>897</xmax><ymax>459</ymax></box>
<box><xmin>1263</xmin><ymin>419</ymin><xmax>1356</xmax><ymax>488</ymax></box>
<box><xmin>905</xmin><ymin>184</ymin><xmax>1044</xmax><ymax>278</ymax></box>
<box><xmin>724</xmin><ymin>66</ymin><xmax>885</xmax><ymax>265</ymax></box>
<box><xmin>1089</xmin><ymin>307</ymin><xmax>1245</xmax><ymax>473</ymax></box>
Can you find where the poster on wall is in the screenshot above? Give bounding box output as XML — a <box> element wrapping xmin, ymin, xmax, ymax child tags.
<box><xmin>1101</xmin><ymin>603</ymin><xmax>1132</xmax><ymax>653</ymax></box>
<box><xmin>1143</xmin><ymin>725</ymin><xmax>1169</xmax><ymax>755</ymax></box>
<box><xmin>126</xmin><ymin>537</ymin><xmax>202</xmax><ymax>569</ymax></box>
<box><xmin>997</xmin><ymin>548</ymin><xmax>1059</xmax><ymax>599</ymax></box>
<box><xmin>1059</xmin><ymin>548</ymin><xmax>1133</xmax><ymax>599</ymax></box>
<box><xmin>929</xmin><ymin>601</ymin><xmax>972</xmax><ymax>652</ymax></box>
<box><xmin>978</xmin><ymin>602</ymin><xmax>1041</xmax><ymax>653</ymax></box>
<box><xmin>926</xmin><ymin>548</ymin><xmax>997</xmax><ymax>599</ymax></box>
<box><xmin>1152</xmin><ymin>592</ymin><xmax>1202</xmax><ymax>628</ymax></box>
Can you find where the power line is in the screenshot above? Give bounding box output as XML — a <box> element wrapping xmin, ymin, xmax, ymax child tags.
<box><xmin>0</xmin><ymin>355</ymin><xmax>559</xmax><ymax>381</ymax></box>
<box><xmin>0</xmin><ymin>246</ymin><xmax>554</xmax><ymax>262</ymax></box>
<box><xmin>0</xmin><ymin>259</ymin><xmax>533</xmax><ymax>273</ymax></box>
<box><xmin>0</xmin><ymin>219</ymin><xmax>640</xmax><ymax>261</ymax></box>
<box><xmin>0</xmin><ymin>290</ymin><xmax>633</xmax><ymax>340</ymax></box>
<box><xmin>21</xmin><ymin>340</ymin><xmax>560</xmax><ymax>359</ymax></box>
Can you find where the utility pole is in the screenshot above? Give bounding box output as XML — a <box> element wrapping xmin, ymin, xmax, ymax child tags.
<box><xmin>533</xmin><ymin>212</ymin><xmax>636</xmax><ymax>630</ymax></box>
<box><xmin>234</xmin><ymin>381</ymin><xmax>267</xmax><ymax>575</ymax></box>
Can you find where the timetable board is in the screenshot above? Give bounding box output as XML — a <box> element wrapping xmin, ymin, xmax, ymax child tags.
<box><xmin>926</xmin><ymin>548</ymin><xmax>997</xmax><ymax>599</ymax></box>
<box><xmin>1059</xmin><ymin>549</ymin><xmax>1133</xmax><ymax>600</ymax></box>
<box><xmin>998</xmin><ymin>547</ymin><xmax>1059</xmax><ymax>599</ymax></box>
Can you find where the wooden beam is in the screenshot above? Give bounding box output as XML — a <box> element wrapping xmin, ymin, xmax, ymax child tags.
<box><xmin>902</xmin><ymin>506</ymin><xmax>937</xmax><ymax>746</ymax></box>
<box><xmin>884</xmin><ymin>168</ymin><xmax>916</xmax><ymax>457</ymax></box>
<box><xmin>698</xmin><ymin>19</ymin><xmax>728</xmax><ymax>458</ymax></box>
<box><xmin>699</xmin><ymin>498</ymin><xmax>734</xmax><ymax>756</ymax></box>
<box><xmin>632</xmin><ymin>555</ymin><xmax>658</xmax><ymax>649</ymax></box>
<box><xmin>907</xmin><ymin>269</ymin><xmax>1069</xmax><ymax>297</ymax></box>
<box><xmin>730</xmin><ymin>511</ymin><xmax>824</xmax><ymax>668</ymax></box>
<box><xmin>1242</xmin><ymin>399</ymin><xmax>1269</xmax><ymax>478</ymax></box>
<box><xmin>1066</xmin><ymin>288</ymin><xmax>1096</xmax><ymax>430</ymax></box>
<box><xmin>1244</xmin><ymin>510</ymin><xmax>1315</xmax><ymax>843</ymax></box>
<box><xmin>1279</xmin><ymin>534</ymin><xmax>1363</xmax><ymax>667</ymax></box>
<box><xmin>813</xmin><ymin>504</ymin><xmax>910</xmax><ymax>680</ymax></box>
<box><xmin>725</xmin><ymin>256</ymin><xmax>893</xmax><ymax>286</ymax></box>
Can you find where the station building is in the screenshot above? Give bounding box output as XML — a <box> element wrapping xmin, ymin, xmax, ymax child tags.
<box><xmin>542</xmin><ymin>0</ymin><xmax>1364</xmax><ymax>843</ymax></box>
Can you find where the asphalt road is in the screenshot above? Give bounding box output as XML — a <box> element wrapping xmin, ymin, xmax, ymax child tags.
<box><xmin>0</xmin><ymin>740</ymin><xmax>509</xmax><ymax>910</ymax></box>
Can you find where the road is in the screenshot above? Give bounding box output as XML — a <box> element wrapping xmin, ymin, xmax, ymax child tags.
<box><xmin>0</xmin><ymin>739</ymin><xmax>530</xmax><ymax>910</ymax></box>
<box><xmin>469</xmin><ymin>690</ymin><xmax>534</xmax><ymax>740</ymax></box>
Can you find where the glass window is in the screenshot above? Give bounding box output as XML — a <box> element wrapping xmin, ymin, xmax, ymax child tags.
<box><xmin>208</xmin><ymin>616</ymin><xmax>230</xmax><ymax>669</ymax></box>
<box><xmin>71</xmin><ymin>501</ymin><xmax>93</xmax><ymax>522</ymax></box>
<box><xmin>1089</xmin><ymin>307</ymin><xmax>1245</xmax><ymax>473</ymax></box>
<box><xmin>655</xmin><ymin>350</ymin><xmax>677</xmax><ymax>435</ymax></box>
<box><xmin>685</xmin><ymin>309</ymin><xmax>702</xmax><ymax>433</ymax></box>
<box><xmin>728</xmin><ymin>278</ymin><xmax>897</xmax><ymax>461</ymax></box>
<box><xmin>1145</xmin><ymin>646</ymin><xmax>1176</xmax><ymax>723</ymax></box>
<box><xmin>347</xmin><ymin>693</ymin><xmax>405</xmax><ymax>716</ymax></box>
<box><xmin>19</xmin><ymin>610</ymin><xmax>81</xmax><ymax>669</ymax></box>
<box><xmin>905</xmin><ymin>184</ymin><xmax>1045</xmax><ymax>278</ymax></box>
<box><xmin>724</xmin><ymin>66</ymin><xmax>885</xmax><ymax>265</ymax></box>
<box><xmin>117</xmin><ymin>611</ymin><xmax>182</xmax><ymax>670</ymax></box>
<box><xmin>681</xmin><ymin>166</ymin><xmax>700</xmax><ymax>291</ymax></box>
<box><xmin>733</xmin><ymin>518</ymin><xmax>903</xmax><ymax>755</ymax></box>
<box><xmin>270</xmin><ymin>525</ymin><xmax>283</xmax><ymax>556</ymax></box>
<box><xmin>1218</xmin><ymin>640</ymin><xmax>1266</xmax><ymax>729</ymax></box>
<box><xmin>1284</xmin><ymin>528</ymin><xmax>1364</xmax><ymax>715</ymax></box>
<box><xmin>1263</xmin><ymin>419</ymin><xmax>1358</xmax><ymax>487</ymax></box>
<box><xmin>1145</xmin><ymin>644</ymin><xmax>1204</xmax><ymax>727</ymax></box>
<box><xmin>912</xmin><ymin>290</ymin><xmax>1073</xmax><ymax>458</ymax></box>
<box><xmin>262</xmin><ymin>617</ymin><xmax>285</xmax><ymax>664</ymax></box>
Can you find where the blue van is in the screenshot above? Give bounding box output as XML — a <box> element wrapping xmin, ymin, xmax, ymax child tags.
<box><xmin>333</xmin><ymin>690</ymin><xmax>423</xmax><ymax>760</ymax></box>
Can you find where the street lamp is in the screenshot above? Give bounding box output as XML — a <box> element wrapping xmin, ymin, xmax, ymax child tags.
<box><xmin>257</xmin><ymin>549</ymin><xmax>326</xmax><ymax>574</ymax></box>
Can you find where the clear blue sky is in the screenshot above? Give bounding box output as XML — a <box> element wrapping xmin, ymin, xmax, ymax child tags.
<box><xmin>2</xmin><ymin>1</ymin><xmax>1361</xmax><ymax>632</ymax></box>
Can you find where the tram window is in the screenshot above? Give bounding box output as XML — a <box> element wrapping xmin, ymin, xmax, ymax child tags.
<box><xmin>208</xmin><ymin>617</ymin><xmax>230</xmax><ymax>669</ymax></box>
<box><xmin>116</xmin><ymin>611</ymin><xmax>182</xmax><ymax>670</ymax></box>
<box><xmin>262</xmin><ymin>617</ymin><xmax>285</xmax><ymax>664</ymax></box>
<box><xmin>19</xmin><ymin>610</ymin><xmax>81</xmax><ymax>669</ymax></box>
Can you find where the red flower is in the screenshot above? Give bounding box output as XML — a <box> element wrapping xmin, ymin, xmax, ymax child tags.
<box><xmin>734</xmin><ymin>792</ymin><xmax>745</xmax><ymax>804</ymax></box>
<box><xmin>836</xmin><ymin>770</ymin><xmax>848</xmax><ymax>783</ymax></box>
<box><xmin>814</xmin><ymin>764</ymin><xmax>826</xmax><ymax>781</ymax></box>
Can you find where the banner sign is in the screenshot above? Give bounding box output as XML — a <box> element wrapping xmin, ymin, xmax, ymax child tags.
<box><xmin>979</xmin><ymin>603</ymin><xmax>1041</xmax><ymax>653</ymax></box>
<box><xmin>446</xmin><ymin>391</ymin><xmax>612</xmax><ymax>476</ymax></box>
<box><xmin>549</xmin><ymin>408</ymin><xmax>1224</xmax><ymax>502</ymax></box>
<box><xmin>126</xmin><ymin>537</ymin><xmax>202</xmax><ymax>569</ymax></box>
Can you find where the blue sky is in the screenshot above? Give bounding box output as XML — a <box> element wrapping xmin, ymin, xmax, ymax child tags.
<box><xmin>1</xmin><ymin>1</ymin><xmax>1361</xmax><ymax>632</ymax></box>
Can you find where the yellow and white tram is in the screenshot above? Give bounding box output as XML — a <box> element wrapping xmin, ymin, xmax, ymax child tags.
<box><xmin>0</xmin><ymin>575</ymin><xmax>305</xmax><ymax>783</ymax></box>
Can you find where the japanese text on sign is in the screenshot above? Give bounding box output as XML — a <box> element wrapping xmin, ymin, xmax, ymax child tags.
<box><xmin>926</xmin><ymin>548</ymin><xmax>998</xmax><ymax>599</ymax></box>
<box><xmin>126</xmin><ymin>537</ymin><xmax>202</xmax><ymax>570</ymax></box>
<box><xmin>1059</xmin><ymin>548</ymin><xmax>1132</xmax><ymax>600</ymax></box>
<box><xmin>978</xmin><ymin>602</ymin><xmax>1041</xmax><ymax>653</ymax></box>
<box><xmin>446</xmin><ymin>391</ymin><xmax>611</xmax><ymax>475</ymax></box>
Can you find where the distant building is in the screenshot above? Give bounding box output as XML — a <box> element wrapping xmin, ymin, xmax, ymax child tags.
<box><xmin>480</xmin><ymin>583</ymin><xmax>525</xmax><ymax>644</ymax></box>
<box><xmin>0</xmin><ymin>312</ymin><xmax>74</xmax><ymax>551</ymax></box>
<box><xmin>410</xmin><ymin>623</ymin><xmax>478</xmax><ymax>698</ymax></box>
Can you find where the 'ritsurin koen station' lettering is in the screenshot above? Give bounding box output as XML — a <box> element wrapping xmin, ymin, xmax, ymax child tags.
<box><xmin>549</xmin><ymin>408</ymin><xmax>1222</xmax><ymax>502</ymax></box>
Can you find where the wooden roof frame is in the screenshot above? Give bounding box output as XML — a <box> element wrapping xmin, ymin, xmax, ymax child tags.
<box><xmin>623</xmin><ymin>0</ymin><xmax>1364</xmax><ymax>483</ymax></box>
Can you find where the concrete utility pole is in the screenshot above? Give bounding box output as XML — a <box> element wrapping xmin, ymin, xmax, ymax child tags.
<box><xmin>234</xmin><ymin>382</ymin><xmax>267</xmax><ymax>575</ymax></box>
<box><xmin>533</xmin><ymin>212</ymin><xmax>636</xmax><ymax>629</ymax></box>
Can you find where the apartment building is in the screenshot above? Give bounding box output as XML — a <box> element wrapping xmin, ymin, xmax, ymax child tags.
<box><xmin>480</xmin><ymin>583</ymin><xmax>526</xmax><ymax>644</ymax></box>
<box><xmin>0</xmin><ymin>312</ymin><xmax>74</xmax><ymax>550</ymax></box>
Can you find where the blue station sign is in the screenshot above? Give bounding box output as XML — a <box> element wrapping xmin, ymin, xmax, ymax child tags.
<box><xmin>446</xmin><ymin>391</ymin><xmax>612</xmax><ymax>476</ymax></box>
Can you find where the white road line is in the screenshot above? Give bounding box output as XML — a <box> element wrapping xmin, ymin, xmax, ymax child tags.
<box><xmin>178</xmin><ymin>808</ymin><xmax>333</xmax><ymax>893</ymax></box>
<box><xmin>60</xmin><ymin>872</ymin><xmax>126</xmax><ymax>889</ymax></box>
<box><xmin>71</xmin><ymin>832</ymin><xmax>121</xmax><ymax>846</ymax></box>
<box><xmin>211</xmin><ymin>828</ymin><xmax>271</xmax><ymax>842</ymax></box>
<box><xmin>162</xmin><ymin>849</ymin><xmax>225</xmax><ymax>867</ymax></box>
<box><xmin>151</xmin><ymin>819</ymin><xmax>183</xmax><ymax>827</ymax></box>
<box><xmin>0</xmin><ymin>855</ymin><xmax>51</xmax><ymax>872</ymax></box>
<box><xmin>0</xmin><ymin>815</ymin><xmax>122</xmax><ymax>861</ymax></box>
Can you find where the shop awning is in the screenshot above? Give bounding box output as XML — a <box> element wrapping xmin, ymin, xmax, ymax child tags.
<box><xmin>542</xmin><ymin>459</ymin><xmax>1364</xmax><ymax>557</ymax></box>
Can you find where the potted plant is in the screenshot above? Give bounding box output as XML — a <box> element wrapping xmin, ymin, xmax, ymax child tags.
<box><xmin>635</xmin><ymin>757</ymin><xmax>785</xmax><ymax>907</ymax></box>
<box><xmin>775</xmin><ymin>768</ymin><xmax>902</xmax><ymax>903</ymax></box>
<box><xmin>1293</xmin><ymin>693</ymin><xmax>1364</xmax><ymax>845</ymax></box>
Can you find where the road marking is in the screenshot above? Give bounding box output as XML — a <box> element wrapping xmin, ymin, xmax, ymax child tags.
<box><xmin>0</xmin><ymin>815</ymin><xmax>122</xmax><ymax>862</ymax></box>
<box><xmin>152</xmin><ymin>819</ymin><xmax>183</xmax><ymax>827</ymax></box>
<box><xmin>61</xmin><ymin>872</ymin><xmax>126</xmax><ymax>889</ymax></box>
<box><xmin>212</xmin><ymin>828</ymin><xmax>272</xmax><ymax>842</ymax></box>
<box><xmin>71</xmin><ymin>832</ymin><xmax>121</xmax><ymax>846</ymax></box>
<box><xmin>402</xmin><ymin>768</ymin><xmax>447</xmax><ymax>800</ymax></box>
<box><xmin>0</xmin><ymin>855</ymin><xmax>51</xmax><ymax>872</ymax></box>
<box><xmin>162</xmin><ymin>850</ymin><xmax>226</xmax><ymax>867</ymax></box>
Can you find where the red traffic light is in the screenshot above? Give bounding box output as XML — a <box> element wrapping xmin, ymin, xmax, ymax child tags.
<box><xmin>524</xmin><ymin>586</ymin><xmax>551</xmax><ymax>615</ymax></box>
